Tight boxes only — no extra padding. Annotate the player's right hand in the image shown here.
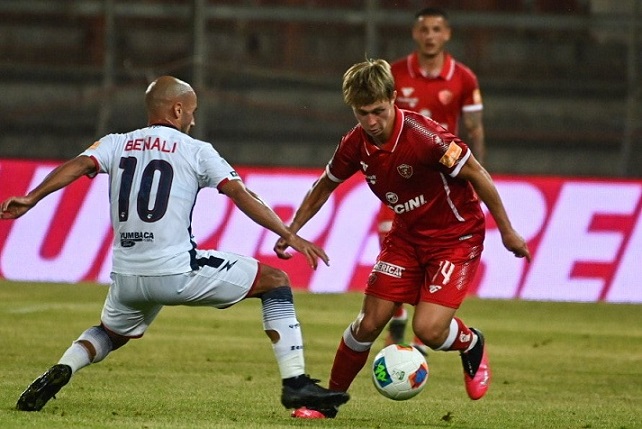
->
[0,196,34,220]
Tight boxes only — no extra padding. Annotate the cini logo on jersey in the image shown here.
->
[397,164,413,179]
[429,285,442,293]
[389,194,427,214]
[385,192,399,204]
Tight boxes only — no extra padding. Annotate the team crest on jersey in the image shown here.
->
[397,164,413,179]
[438,89,453,105]
[385,192,399,204]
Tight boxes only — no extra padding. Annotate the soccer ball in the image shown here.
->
[372,344,429,400]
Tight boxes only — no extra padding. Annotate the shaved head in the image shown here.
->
[145,76,197,134]
[145,76,193,112]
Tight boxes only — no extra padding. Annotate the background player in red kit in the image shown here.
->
[380,7,487,351]
[276,59,530,419]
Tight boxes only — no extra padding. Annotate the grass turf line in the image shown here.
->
[0,281,640,429]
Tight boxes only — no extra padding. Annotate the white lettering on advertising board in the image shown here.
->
[0,160,640,303]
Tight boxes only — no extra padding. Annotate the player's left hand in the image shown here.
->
[274,237,292,260]
[502,230,531,262]
[274,234,329,270]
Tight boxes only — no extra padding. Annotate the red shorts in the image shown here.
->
[366,232,483,309]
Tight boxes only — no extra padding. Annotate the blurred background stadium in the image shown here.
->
[0,0,640,178]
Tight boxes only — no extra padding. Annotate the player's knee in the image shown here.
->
[77,325,117,363]
[255,264,291,295]
[343,324,374,351]
[413,325,446,349]
[105,328,130,350]
[351,315,384,343]
[268,266,290,287]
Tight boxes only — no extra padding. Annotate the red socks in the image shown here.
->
[328,338,369,392]
[448,317,475,351]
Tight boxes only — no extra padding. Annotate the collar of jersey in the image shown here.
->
[149,123,179,131]
[410,52,454,81]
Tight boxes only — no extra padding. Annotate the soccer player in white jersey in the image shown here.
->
[1,76,349,414]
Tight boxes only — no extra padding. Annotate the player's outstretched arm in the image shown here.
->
[273,172,339,260]
[220,179,329,270]
[1,155,96,220]
[458,155,531,262]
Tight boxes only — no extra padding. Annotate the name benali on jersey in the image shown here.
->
[124,136,178,153]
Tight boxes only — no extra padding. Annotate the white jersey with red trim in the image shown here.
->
[80,124,240,275]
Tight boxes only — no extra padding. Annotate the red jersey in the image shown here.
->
[327,107,485,245]
[391,52,482,133]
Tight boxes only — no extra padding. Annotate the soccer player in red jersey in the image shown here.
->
[277,59,530,419]
[381,7,486,352]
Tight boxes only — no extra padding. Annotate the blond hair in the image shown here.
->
[342,59,395,107]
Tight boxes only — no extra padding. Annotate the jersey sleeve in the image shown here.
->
[414,115,471,177]
[459,64,483,112]
[79,134,117,177]
[326,131,361,183]
[197,144,241,190]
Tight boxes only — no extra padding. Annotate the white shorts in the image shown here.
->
[101,249,259,337]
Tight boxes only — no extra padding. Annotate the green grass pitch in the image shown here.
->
[0,281,640,429]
